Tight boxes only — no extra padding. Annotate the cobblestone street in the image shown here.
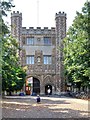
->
[2,96,90,118]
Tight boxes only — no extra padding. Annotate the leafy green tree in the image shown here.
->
[2,36,26,95]
[1,0,15,16]
[63,1,90,91]
[1,0,26,95]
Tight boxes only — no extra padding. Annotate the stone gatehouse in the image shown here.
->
[11,11,67,95]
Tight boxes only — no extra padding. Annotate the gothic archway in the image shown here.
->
[33,77,40,95]
[26,77,40,95]
[45,84,52,95]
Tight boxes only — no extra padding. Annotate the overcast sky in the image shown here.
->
[5,0,87,30]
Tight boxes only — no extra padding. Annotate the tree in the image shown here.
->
[2,36,26,95]
[63,1,90,92]
[1,0,15,16]
[1,0,26,95]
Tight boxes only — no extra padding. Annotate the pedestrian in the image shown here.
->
[36,95,41,103]
[47,89,51,96]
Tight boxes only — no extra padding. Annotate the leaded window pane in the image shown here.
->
[26,56,34,64]
[44,37,51,45]
[44,55,52,64]
[27,37,34,45]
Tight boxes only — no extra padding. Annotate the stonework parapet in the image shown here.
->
[11,11,22,17]
[22,27,55,31]
[22,27,55,35]
[55,11,66,18]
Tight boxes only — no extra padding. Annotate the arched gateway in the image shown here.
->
[45,84,52,95]
[33,77,40,94]
[25,77,40,95]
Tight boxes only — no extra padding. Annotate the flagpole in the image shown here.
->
[37,0,39,27]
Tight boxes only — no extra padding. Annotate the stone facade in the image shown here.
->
[11,11,66,95]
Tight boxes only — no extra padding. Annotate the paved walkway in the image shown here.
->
[2,96,90,118]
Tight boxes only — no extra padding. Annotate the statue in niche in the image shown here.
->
[37,57,40,63]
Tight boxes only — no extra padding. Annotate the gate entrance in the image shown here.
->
[45,84,52,95]
[33,77,40,95]
[25,77,40,95]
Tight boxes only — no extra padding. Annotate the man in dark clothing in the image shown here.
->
[36,95,41,103]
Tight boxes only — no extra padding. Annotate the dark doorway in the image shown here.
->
[45,84,52,95]
[33,77,40,95]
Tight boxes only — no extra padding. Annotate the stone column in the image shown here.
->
[40,75,45,95]
[52,85,55,94]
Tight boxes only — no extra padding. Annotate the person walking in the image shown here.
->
[47,89,51,96]
[36,95,41,103]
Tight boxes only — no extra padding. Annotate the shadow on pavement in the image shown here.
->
[2,97,89,118]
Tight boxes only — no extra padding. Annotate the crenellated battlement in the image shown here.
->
[22,27,55,34]
[22,27,55,30]
[55,11,66,18]
[11,11,22,17]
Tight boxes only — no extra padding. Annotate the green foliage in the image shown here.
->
[63,1,90,88]
[1,0,26,95]
[1,0,15,16]
[2,35,26,94]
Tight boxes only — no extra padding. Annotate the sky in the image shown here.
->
[5,0,87,30]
